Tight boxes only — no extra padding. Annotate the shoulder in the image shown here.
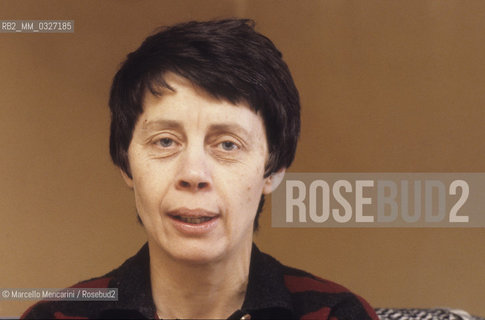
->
[260,251,379,320]
[21,245,150,320]
[20,274,116,319]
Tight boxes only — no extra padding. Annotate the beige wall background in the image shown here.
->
[1,0,484,317]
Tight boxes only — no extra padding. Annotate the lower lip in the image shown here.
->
[168,216,219,236]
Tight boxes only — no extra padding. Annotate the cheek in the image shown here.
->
[234,171,266,211]
[132,178,155,216]
[130,162,169,212]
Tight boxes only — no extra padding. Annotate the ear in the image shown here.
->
[120,168,134,189]
[262,168,286,195]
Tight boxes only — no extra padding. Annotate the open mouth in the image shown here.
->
[167,208,219,234]
[172,216,214,224]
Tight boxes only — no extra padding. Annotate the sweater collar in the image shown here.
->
[241,244,294,315]
[107,243,294,319]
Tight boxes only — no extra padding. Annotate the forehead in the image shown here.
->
[138,74,266,133]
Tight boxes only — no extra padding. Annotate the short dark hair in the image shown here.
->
[109,19,300,229]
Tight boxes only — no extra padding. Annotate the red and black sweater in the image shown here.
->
[22,244,378,319]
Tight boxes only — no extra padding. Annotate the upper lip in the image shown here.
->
[167,208,219,218]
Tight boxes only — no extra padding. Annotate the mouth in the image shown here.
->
[172,216,215,224]
[167,208,220,235]
[167,208,219,225]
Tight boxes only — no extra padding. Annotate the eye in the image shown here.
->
[220,141,238,151]
[157,137,174,148]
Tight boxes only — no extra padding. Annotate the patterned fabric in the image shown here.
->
[22,243,378,319]
[375,308,485,320]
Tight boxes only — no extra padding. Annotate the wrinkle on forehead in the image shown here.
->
[144,72,256,114]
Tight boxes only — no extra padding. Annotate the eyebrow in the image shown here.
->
[141,119,183,131]
[207,123,251,139]
[141,119,251,139]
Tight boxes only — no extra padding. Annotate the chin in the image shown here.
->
[164,238,228,265]
[177,252,221,265]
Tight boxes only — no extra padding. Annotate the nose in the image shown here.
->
[175,144,212,192]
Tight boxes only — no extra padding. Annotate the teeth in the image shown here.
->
[177,216,212,224]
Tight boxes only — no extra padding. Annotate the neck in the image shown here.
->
[148,240,252,319]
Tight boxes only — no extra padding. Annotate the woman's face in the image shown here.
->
[122,73,276,264]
